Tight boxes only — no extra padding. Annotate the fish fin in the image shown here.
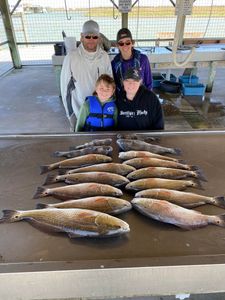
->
[172,148,182,156]
[143,136,160,143]
[212,196,225,209]
[64,179,74,184]
[36,203,49,209]
[27,219,62,234]
[189,165,200,171]
[43,174,58,185]
[40,165,50,175]
[0,210,20,223]
[33,186,48,199]
[52,151,63,157]
[193,180,204,190]
[195,169,207,182]
[177,224,200,230]
[67,232,82,238]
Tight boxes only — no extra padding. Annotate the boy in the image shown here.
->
[75,74,117,131]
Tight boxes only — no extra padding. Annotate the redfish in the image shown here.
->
[72,138,112,150]
[131,198,225,230]
[40,154,112,174]
[119,151,180,162]
[127,167,206,181]
[33,183,123,200]
[0,208,130,238]
[53,146,113,158]
[62,163,136,176]
[123,157,198,171]
[117,139,181,155]
[44,172,129,187]
[135,188,225,208]
[126,178,202,192]
[37,196,132,215]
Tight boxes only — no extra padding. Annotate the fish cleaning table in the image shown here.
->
[1,131,225,299]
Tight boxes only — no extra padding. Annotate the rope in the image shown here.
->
[201,0,214,39]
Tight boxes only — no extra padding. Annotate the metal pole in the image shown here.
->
[0,0,22,68]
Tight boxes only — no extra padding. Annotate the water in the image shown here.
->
[10,12,225,44]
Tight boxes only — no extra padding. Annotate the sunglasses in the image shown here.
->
[118,41,132,47]
[84,35,99,40]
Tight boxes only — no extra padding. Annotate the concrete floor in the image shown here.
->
[1,66,225,300]
[0,65,225,134]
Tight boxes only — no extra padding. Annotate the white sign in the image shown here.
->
[118,0,132,13]
[175,0,194,16]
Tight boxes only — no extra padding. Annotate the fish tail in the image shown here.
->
[189,165,200,171]
[58,169,67,175]
[195,169,207,182]
[69,146,76,150]
[43,174,58,185]
[40,165,50,174]
[33,186,48,199]
[52,151,63,157]
[144,136,160,142]
[36,203,49,209]
[177,159,187,164]
[212,214,225,227]
[172,148,182,156]
[212,196,225,209]
[0,210,21,223]
[193,180,204,190]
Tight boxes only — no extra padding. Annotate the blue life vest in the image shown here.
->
[85,96,116,131]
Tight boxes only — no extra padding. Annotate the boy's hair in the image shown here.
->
[93,74,116,95]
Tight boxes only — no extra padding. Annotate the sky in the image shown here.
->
[8,0,225,8]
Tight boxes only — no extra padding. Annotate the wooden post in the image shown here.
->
[0,0,22,68]
[121,12,128,28]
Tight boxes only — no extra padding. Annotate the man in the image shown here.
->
[60,20,112,130]
[117,67,164,131]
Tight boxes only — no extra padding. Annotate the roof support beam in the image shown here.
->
[0,0,22,68]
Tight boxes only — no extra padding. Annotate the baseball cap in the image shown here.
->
[82,20,100,36]
[117,28,133,42]
[124,68,141,81]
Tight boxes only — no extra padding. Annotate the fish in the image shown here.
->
[123,157,198,171]
[117,139,181,155]
[52,146,113,158]
[0,208,130,238]
[117,133,159,142]
[71,138,112,150]
[44,172,130,187]
[33,183,123,200]
[60,163,136,176]
[131,198,225,230]
[36,196,132,215]
[126,178,202,192]
[127,167,206,181]
[119,151,181,162]
[40,154,112,174]
[135,188,225,208]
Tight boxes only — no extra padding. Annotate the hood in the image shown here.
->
[78,43,105,62]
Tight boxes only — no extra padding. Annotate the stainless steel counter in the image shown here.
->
[1,131,225,299]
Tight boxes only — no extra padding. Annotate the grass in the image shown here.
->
[78,6,225,18]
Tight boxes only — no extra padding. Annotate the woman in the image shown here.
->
[111,28,152,96]
[117,68,164,131]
